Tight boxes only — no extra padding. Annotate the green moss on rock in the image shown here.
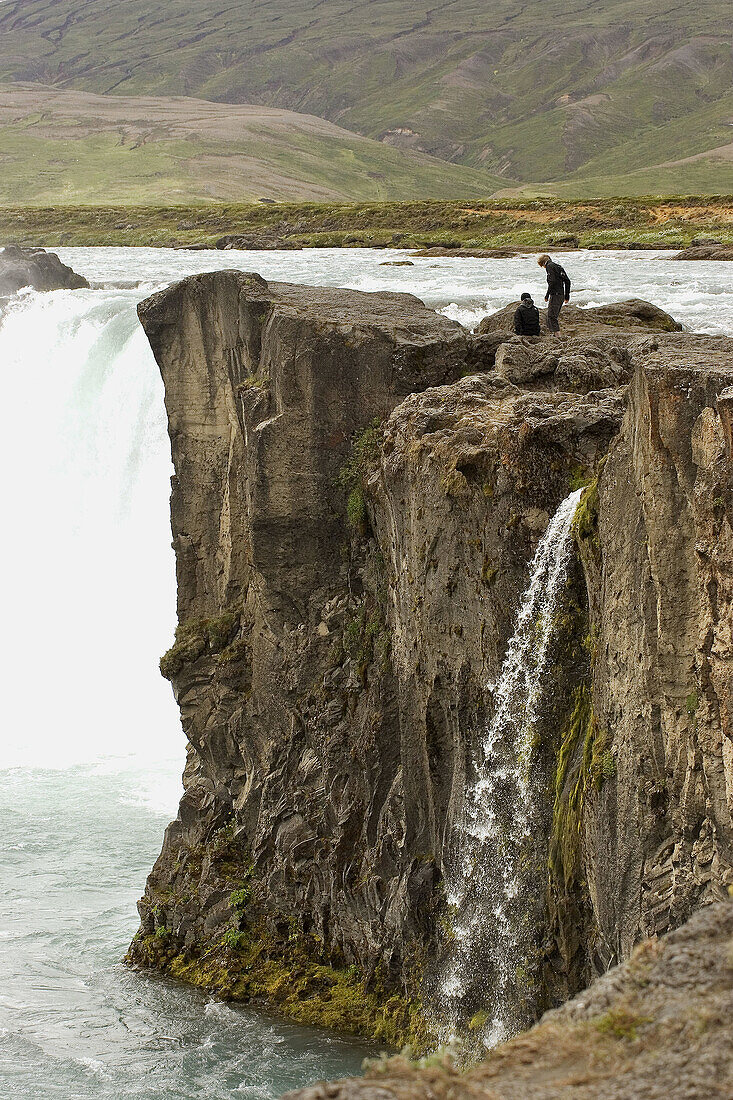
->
[129,923,433,1051]
[160,608,241,679]
[337,419,383,536]
[342,602,391,685]
[572,477,600,551]
[550,684,614,891]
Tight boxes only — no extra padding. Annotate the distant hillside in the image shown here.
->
[0,84,504,205]
[0,0,731,194]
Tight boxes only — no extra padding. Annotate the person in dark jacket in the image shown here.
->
[513,292,541,335]
[538,253,571,333]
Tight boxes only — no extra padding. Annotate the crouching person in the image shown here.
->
[514,292,541,336]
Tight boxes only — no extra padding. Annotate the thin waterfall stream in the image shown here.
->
[440,488,583,1047]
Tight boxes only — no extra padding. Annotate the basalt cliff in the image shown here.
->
[127,273,733,1057]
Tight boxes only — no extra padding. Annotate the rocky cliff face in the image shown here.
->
[571,336,733,962]
[128,273,732,1049]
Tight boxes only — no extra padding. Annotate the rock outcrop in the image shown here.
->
[412,247,521,258]
[0,245,89,296]
[283,900,733,1100]
[128,272,732,1054]
[672,244,733,261]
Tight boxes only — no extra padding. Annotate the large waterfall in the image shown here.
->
[0,285,179,768]
[441,488,583,1048]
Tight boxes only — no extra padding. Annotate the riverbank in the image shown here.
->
[2,196,733,250]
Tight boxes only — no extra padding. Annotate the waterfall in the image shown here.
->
[440,488,583,1047]
[0,287,179,768]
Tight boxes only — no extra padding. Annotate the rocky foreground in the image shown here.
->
[285,901,733,1100]
[126,273,732,1072]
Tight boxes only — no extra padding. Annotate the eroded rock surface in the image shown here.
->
[128,272,732,1052]
[572,334,733,965]
[0,245,89,296]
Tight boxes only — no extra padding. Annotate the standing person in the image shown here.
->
[513,292,541,336]
[538,254,571,334]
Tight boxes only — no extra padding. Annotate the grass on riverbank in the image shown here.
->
[1,196,732,250]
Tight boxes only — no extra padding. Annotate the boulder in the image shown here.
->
[672,243,733,260]
[0,245,89,296]
[492,334,634,392]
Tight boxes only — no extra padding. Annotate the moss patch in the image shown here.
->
[130,924,432,1051]
[337,419,383,536]
[342,601,391,685]
[572,477,600,552]
[594,1006,650,1041]
[160,607,241,679]
[549,684,614,891]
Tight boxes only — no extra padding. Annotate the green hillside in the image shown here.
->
[0,84,505,205]
[0,0,731,193]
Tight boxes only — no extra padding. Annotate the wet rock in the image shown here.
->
[0,245,89,296]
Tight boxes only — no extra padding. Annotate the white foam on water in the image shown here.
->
[52,245,733,337]
[0,286,178,770]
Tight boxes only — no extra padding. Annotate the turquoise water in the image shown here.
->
[0,764,373,1099]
